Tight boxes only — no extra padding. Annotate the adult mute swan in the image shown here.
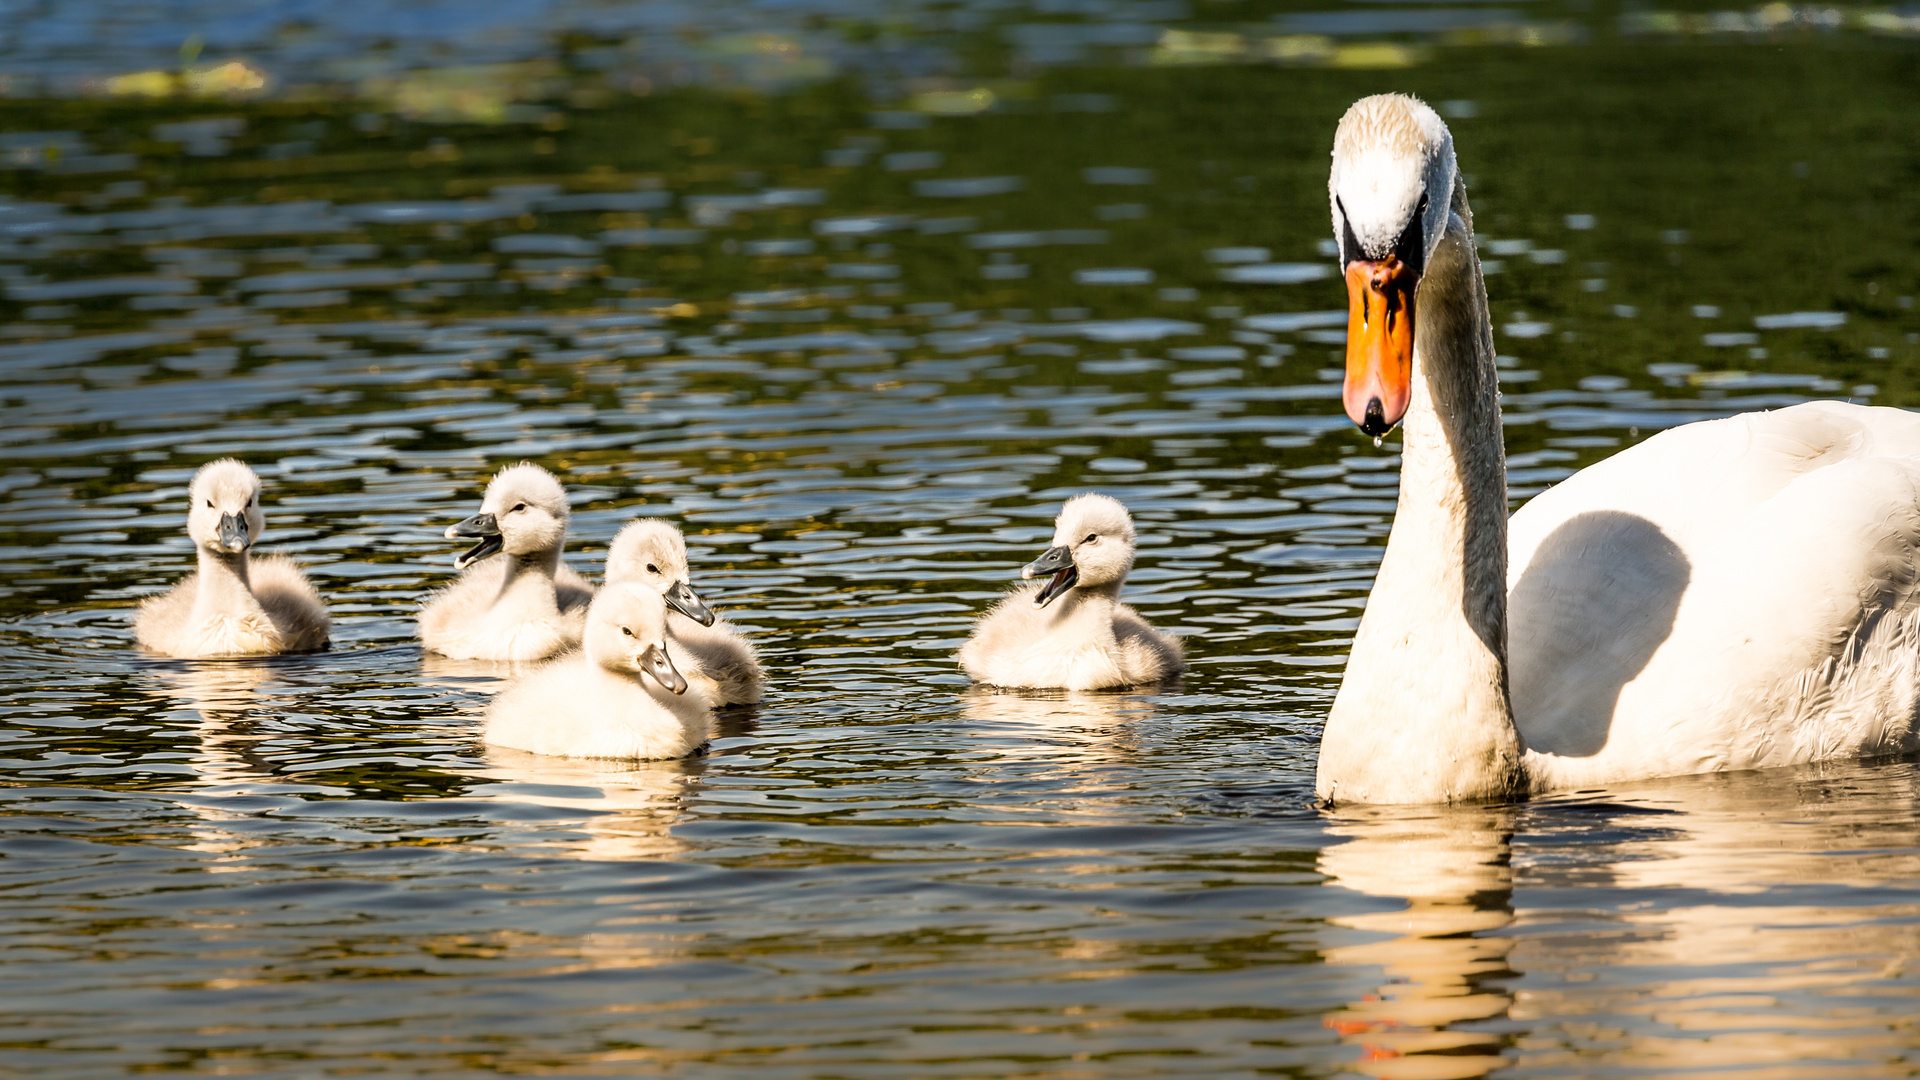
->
[1316,93,1920,805]
[135,459,330,658]
[418,463,594,661]
[605,518,765,705]
[958,493,1183,690]
[484,582,713,760]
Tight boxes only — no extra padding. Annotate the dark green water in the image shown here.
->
[2,3,1919,1075]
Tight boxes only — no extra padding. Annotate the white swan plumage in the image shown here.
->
[1315,93,1920,804]
[484,582,713,760]
[958,493,1183,690]
[418,463,594,661]
[605,518,764,706]
[134,458,330,658]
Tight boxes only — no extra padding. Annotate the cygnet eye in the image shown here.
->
[1084,533,1098,544]
[621,625,633,637]
[511,502,526,513]
[646,563,659,575]
[205,499,214,509]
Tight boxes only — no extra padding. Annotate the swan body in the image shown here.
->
[1314,94,1920,804]
[606,518,764,705]
[1507,401,1920,789]
[484,582,713,760]
[958,493,1183,690]
[135,459,330,658]
[419,463,593,661]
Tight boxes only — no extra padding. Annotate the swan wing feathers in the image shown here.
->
[250,555,330,652]
[1509,401,1920,785]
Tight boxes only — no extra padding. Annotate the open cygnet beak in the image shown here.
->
[216,512,250,554]
[664,580,716,627]
[445,512,502,570]
[1022,544,1078,609]
[640,643,689,695]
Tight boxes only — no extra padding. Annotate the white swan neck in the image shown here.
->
[1316,182,1526,805]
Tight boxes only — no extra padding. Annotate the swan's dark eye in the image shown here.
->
[1085,533,1098,544]
[511,503,526,513]
[205,499,214,508]
[646,563,659,575]
[621,625,633,636]
[1393,192,1430,278]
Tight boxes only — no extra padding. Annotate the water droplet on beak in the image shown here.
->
[1372,435,1383,449]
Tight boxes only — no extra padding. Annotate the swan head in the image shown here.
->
[1329,93,1457,437]
[445,462,570,569]
[584,582,689,694]
[186,458,264,555]
[605,518,717,627]
[1022,493,1136,608]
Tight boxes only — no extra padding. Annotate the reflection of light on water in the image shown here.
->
[152,661,274,783]
[959,685,1168,761]
[1509,774,1920,1075]
[1318,807,1515,1080]
[476,748,702,863]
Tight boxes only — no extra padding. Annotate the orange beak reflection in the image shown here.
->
[1343,258,1417,438]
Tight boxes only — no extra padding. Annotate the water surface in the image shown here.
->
[3,4,1919,1075]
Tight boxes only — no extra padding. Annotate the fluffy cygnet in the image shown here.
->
[958,493,1182,690]
[418,463,594,661]
[484,582,713,760]
[135,458,330,658]
[605,518,764,705]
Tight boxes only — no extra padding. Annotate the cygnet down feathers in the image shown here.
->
[135,458,330,658]
[484,582,713,760]
[418,463,594,661]
[605,518,764,705]
[958,493,1182,690]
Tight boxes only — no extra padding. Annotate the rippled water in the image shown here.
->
[3,4,1920,1075]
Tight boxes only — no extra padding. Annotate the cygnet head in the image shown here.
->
[444,462,570,569]
[605,518,716,626]
[1328,93,1458,438]
[584,582,689,694]
[185,458,264,555]
[1021,493,1137,609]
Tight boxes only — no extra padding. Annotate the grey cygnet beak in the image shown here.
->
[446,512,502,569]
[640,643,689,695]
[216,512,250,554]
[1022,544,1078,609]
[664,580,716,627]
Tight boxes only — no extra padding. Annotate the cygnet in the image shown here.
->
[135,459,330,658]
[958,493,1182,690]
[605,518,764,705]
[484,582,713,760]
[418,462,594,661]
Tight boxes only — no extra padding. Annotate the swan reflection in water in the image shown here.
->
[150,660,280,784]
[1515,767,1920,1076]
[474,749,707,863]
[1317,764,1920,1079]
[958,683,1176,763]
[1318,805,1517,1080]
